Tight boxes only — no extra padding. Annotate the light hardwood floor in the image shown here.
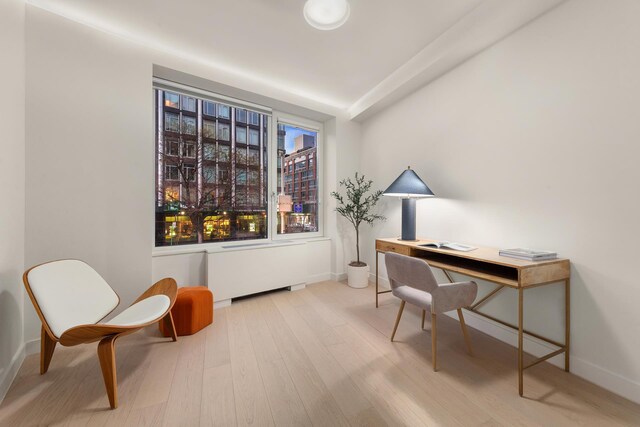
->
[2,281,639,426]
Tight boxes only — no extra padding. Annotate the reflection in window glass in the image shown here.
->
[164,112,179,132]
[236,109,247,123]
[236,148,247,164]
[249,129,259,146]
[203,101,216,116]
[203,120,216,139]
[218,104,230,119]
[236,169,247,184]
[217,123,230,141]
[236,127,247,144]
[203,165,216,183]
[218,145,230,162]
[182,116,196,135]
[204,143,215,160]
[164,92,180,108]
[248,111,259,126]
[248,149,260,166]
[181,95,196,112]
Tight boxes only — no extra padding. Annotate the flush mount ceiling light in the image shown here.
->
[304,0,351,30]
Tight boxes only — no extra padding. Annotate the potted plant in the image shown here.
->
[331,173,385,288]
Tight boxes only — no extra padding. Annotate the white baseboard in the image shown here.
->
[0,344,26,404]
[289,284,306,291]
[332,272,347,282]
[25,338,40,356]
[214,299,232,309]
[307,272,331,284]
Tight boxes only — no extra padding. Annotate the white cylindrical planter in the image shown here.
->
[347,264,369,288]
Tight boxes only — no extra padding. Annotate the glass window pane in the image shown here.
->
[203,101,216,116]
[164,92,179,109]
[183,142,196,158]
[218,104,230,119]
[164,112,179,132]
[181,95,196,112]
[236,127,247,144]
[248,149,260,166]
[277,124,318,235]
[182,116,196,135]
[236,109,247,123]
[248,111,259,126]
[236,169,247,185]
[204,143,215,160]
[203,120,216,139]
[217,123,230,141]
[236,148,247,165]
[218,145,230,162]
[249,129,259,146]
[203,165,216,183]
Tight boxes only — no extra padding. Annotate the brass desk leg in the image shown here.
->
[565,278,571,372]
[375,250,379,308]
[518,287,524,397]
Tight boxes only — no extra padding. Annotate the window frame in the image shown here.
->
[154,84,324,251]
[270,111,324,241]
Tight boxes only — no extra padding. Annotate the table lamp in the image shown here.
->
[383,166,434,241]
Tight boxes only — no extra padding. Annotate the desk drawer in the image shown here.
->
[376,240,413,255]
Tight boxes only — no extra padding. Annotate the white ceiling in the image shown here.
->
[28,0,564,115]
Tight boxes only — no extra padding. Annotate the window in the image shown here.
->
[276,123,320,235]
[156,87,269,245]
[218,104,230,119]
[155,86,319,247]
[182,116,196,135]
[164,112,179,132]
[183,142,196,158]
[236,148,247,165]
[236,127,247,144]
[236,169,247,185]
[181,95,196,112]
[248,149,260,166]
[248,111,259,126]
[165,164,179,181]
[218,145,230,162]
[249,129,259,146]
[203,101,216,116]
[203,120,216,139]
[164,92,180,109]
[204,143,215,160]
[203,165,216,183]
[165,139,180,156]
[217,123,230,141]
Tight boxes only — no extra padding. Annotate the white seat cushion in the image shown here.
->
[28,260,119,338]
[105,295,170,327]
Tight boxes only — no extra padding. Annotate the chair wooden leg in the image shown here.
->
[97,335,119,409]
[40,326,56,375]
[390,300,406,342]
[421,310,426,330]
[431,313,437,371]
[457,309,473,356]
[162,311,178,342]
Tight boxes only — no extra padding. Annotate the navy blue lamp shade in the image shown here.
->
[383,167,434,241]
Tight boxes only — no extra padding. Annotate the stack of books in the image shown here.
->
[499,248,557,261]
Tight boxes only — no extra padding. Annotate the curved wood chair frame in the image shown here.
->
[23,260,178,409]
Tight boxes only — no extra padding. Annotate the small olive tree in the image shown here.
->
[331,173,385,266]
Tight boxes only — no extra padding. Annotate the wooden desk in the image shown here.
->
[375,237,570,397]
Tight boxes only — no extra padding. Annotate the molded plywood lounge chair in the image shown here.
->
[385,252,478,371]
[23,259,178,409]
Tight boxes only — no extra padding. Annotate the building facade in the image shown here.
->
[155,89,269,246]
[280,133,318,233]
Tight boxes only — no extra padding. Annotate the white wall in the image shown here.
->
[360,0,640,402]
[0,0,26,401]
[24,5,356,342]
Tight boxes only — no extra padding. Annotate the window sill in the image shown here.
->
[152,236,330,258]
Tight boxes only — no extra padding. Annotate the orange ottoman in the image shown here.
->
[160,286,213,337]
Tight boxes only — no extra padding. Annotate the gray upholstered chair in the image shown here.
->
[385,252,478,371]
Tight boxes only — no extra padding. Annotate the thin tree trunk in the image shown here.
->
[356,226,360,264]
